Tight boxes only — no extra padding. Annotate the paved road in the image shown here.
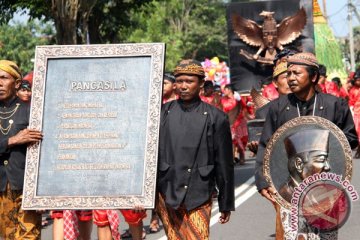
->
[41,155,360,239]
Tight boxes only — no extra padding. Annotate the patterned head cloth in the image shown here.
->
[273,61,287,78]
[164,72,175,83]
[287,52,319,69]
[284,129,329,159]
[173,59,205,78]
[0,60,22,81]
[19,80,31,90]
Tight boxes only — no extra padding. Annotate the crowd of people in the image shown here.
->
[0,47,360,240]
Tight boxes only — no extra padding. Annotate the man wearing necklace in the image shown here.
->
[254,52,357,239]
[0,60,43,239]
[156,59,234,239]
[255,52,358,207]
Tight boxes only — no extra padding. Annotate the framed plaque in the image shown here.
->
[263,116,352,210]
[22,43,165,209]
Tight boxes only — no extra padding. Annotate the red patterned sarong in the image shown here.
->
[93,210,120,240]
[63,210,79,240]
[51,210,92,240]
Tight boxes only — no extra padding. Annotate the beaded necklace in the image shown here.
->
[0,103,20,135]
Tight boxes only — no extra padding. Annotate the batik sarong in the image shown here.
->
[156,193,212,240]
[0,183,41,240]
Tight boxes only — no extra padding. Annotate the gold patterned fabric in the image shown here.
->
[173,59,205,78]
[273,61,287,78]
[156,193,212,240]
[0,60,22,81]
[0,183,41,240]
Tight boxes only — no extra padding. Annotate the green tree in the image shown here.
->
[0,0,152,44]
[354,26,360,68]
[124,0,228,70]
[1,0,228,69]
[88,0,152,43]
[338,26,360,71]
[0,20,55,73]
[0,0,96,44]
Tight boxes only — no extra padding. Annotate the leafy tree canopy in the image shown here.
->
[1,0,229,71]
[124,0,228,71]
[0,20,55,74]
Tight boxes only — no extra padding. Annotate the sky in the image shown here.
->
[12,0,360,38]
[319,0,360,37]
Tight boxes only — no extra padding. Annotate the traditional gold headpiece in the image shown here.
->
[0,60,22,80]
[287,52,319,69]
[173,59,205,77]
[273,61,287,78]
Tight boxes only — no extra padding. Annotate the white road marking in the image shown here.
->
[211,176,255,213]
[210,185,257,227]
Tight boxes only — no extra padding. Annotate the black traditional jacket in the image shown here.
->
[0,97,30,191]
[255,92,358,190]
[157,98,235,212]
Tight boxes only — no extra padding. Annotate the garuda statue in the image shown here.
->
[231,8,306,64]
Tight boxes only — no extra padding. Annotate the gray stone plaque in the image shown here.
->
[22,44,165,209]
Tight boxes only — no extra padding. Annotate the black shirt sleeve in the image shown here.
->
[335,98,358,149]
[255,101,278,191]
[214,113,235,212]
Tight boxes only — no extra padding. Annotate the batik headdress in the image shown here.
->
[287,52,319,69]
[173,59,205,77]
[0,60,22,80]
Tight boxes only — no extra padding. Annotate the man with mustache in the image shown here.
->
[255,52,358,238]
[156,59,234,239]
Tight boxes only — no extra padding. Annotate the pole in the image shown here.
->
[351,3,360,22]
[322,0,328,20]
[348,0,356,71]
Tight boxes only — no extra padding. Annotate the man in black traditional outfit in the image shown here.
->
[255,52,358,204]
[156,59,234,240]
[0,60,43,239]
[254,52,357,240]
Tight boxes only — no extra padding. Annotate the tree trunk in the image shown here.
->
[51,0,79,44]
[79,0,97,44]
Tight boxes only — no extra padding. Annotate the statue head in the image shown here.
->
[261,11,277,50]
[284,129,331,182]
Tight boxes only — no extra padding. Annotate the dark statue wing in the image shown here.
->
[231,14,263,47]
[277,7,307,45]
